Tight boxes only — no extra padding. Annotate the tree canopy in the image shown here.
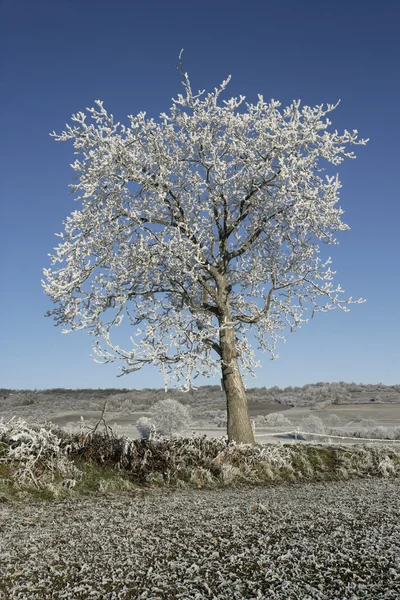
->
[43,59,367,413]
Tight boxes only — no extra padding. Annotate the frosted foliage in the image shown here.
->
[0,418,81,488]
[42,61,367,389]
[300,415,326,434]
[325,413,342,427]
[150,398,190,437]
[264,412,292,427]
[136,416,156,440]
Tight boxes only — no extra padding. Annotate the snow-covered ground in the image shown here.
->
[1,478,399,599]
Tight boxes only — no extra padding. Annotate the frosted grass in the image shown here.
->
[0,478,399,599]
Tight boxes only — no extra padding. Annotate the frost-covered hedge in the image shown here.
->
[330,426,400,440]
[255,412,292,427]
[0,417,82,492]
[0,417,400,499]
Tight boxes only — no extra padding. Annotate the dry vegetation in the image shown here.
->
[1,418,399,500]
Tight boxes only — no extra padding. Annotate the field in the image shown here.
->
[33,401,400,442]
[1,478,399,599]
[284,403,400,424]
[1,386,399,442]
[1,387,400,599]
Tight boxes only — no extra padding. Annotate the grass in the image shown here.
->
[0,417,399,502]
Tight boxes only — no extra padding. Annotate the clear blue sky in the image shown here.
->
[1,0,399,390]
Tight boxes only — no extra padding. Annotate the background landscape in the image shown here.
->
[1,0,399,391]
[2,383,399,442]
[1,3,400,598]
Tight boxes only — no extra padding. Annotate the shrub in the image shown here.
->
[360,419,379,429]
[371,426,389,439]
[1,418,400,497]
[393,427,400,440]
[136,417,156,440]
[0,417,81,489]
[150,399,190,437]
[300,415,325,434]
[264,413,292,427]
[353,428,369,439]
[206,409,227,428]
[350,426,390,440]
[349,417,379,429]
[325,414,341,428]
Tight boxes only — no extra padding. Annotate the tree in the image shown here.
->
[42,56,367,444]
[325,414,341,428]
[150,399,190,437]
[300,415,326,434]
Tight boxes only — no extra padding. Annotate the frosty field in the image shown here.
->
[1,388,399,598]
[1,478,399,599]
[31,401,399,442]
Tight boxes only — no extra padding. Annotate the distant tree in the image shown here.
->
[300,415,325,434]
[150,399,190,437]
[325,414,341,427]
[43,55,367,444]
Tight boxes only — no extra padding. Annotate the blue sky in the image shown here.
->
[1,0,399,390]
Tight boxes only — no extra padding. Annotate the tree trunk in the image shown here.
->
[219,312,255,445]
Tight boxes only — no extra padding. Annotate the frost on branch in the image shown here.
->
[0,418,81,489]
[136,416,156,440]
[43,65,367,389]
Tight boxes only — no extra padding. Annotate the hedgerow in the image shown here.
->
[0,417,399,500]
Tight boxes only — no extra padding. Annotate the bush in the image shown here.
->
[352,428,369,439]
[150,399,190,437]
[205,409,227,428]
[300,415,325,434]
[136,417,156,440]
[359,418,379,429]
[264,413,292,427]
[347,418,379,431]
[325,414,341,428]
[371,426,389,439]
[393,427,400,440]
[1,418,400,498]
[0,417,81,490]
[350,427,390,440]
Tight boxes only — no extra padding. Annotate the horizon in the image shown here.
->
[1,0,399,389]
[3,381,399,393]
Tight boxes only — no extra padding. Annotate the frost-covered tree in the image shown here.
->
[325,414,342,428]
[43,56,367,444]
[150,399,190,438]
[300,415,326,434]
